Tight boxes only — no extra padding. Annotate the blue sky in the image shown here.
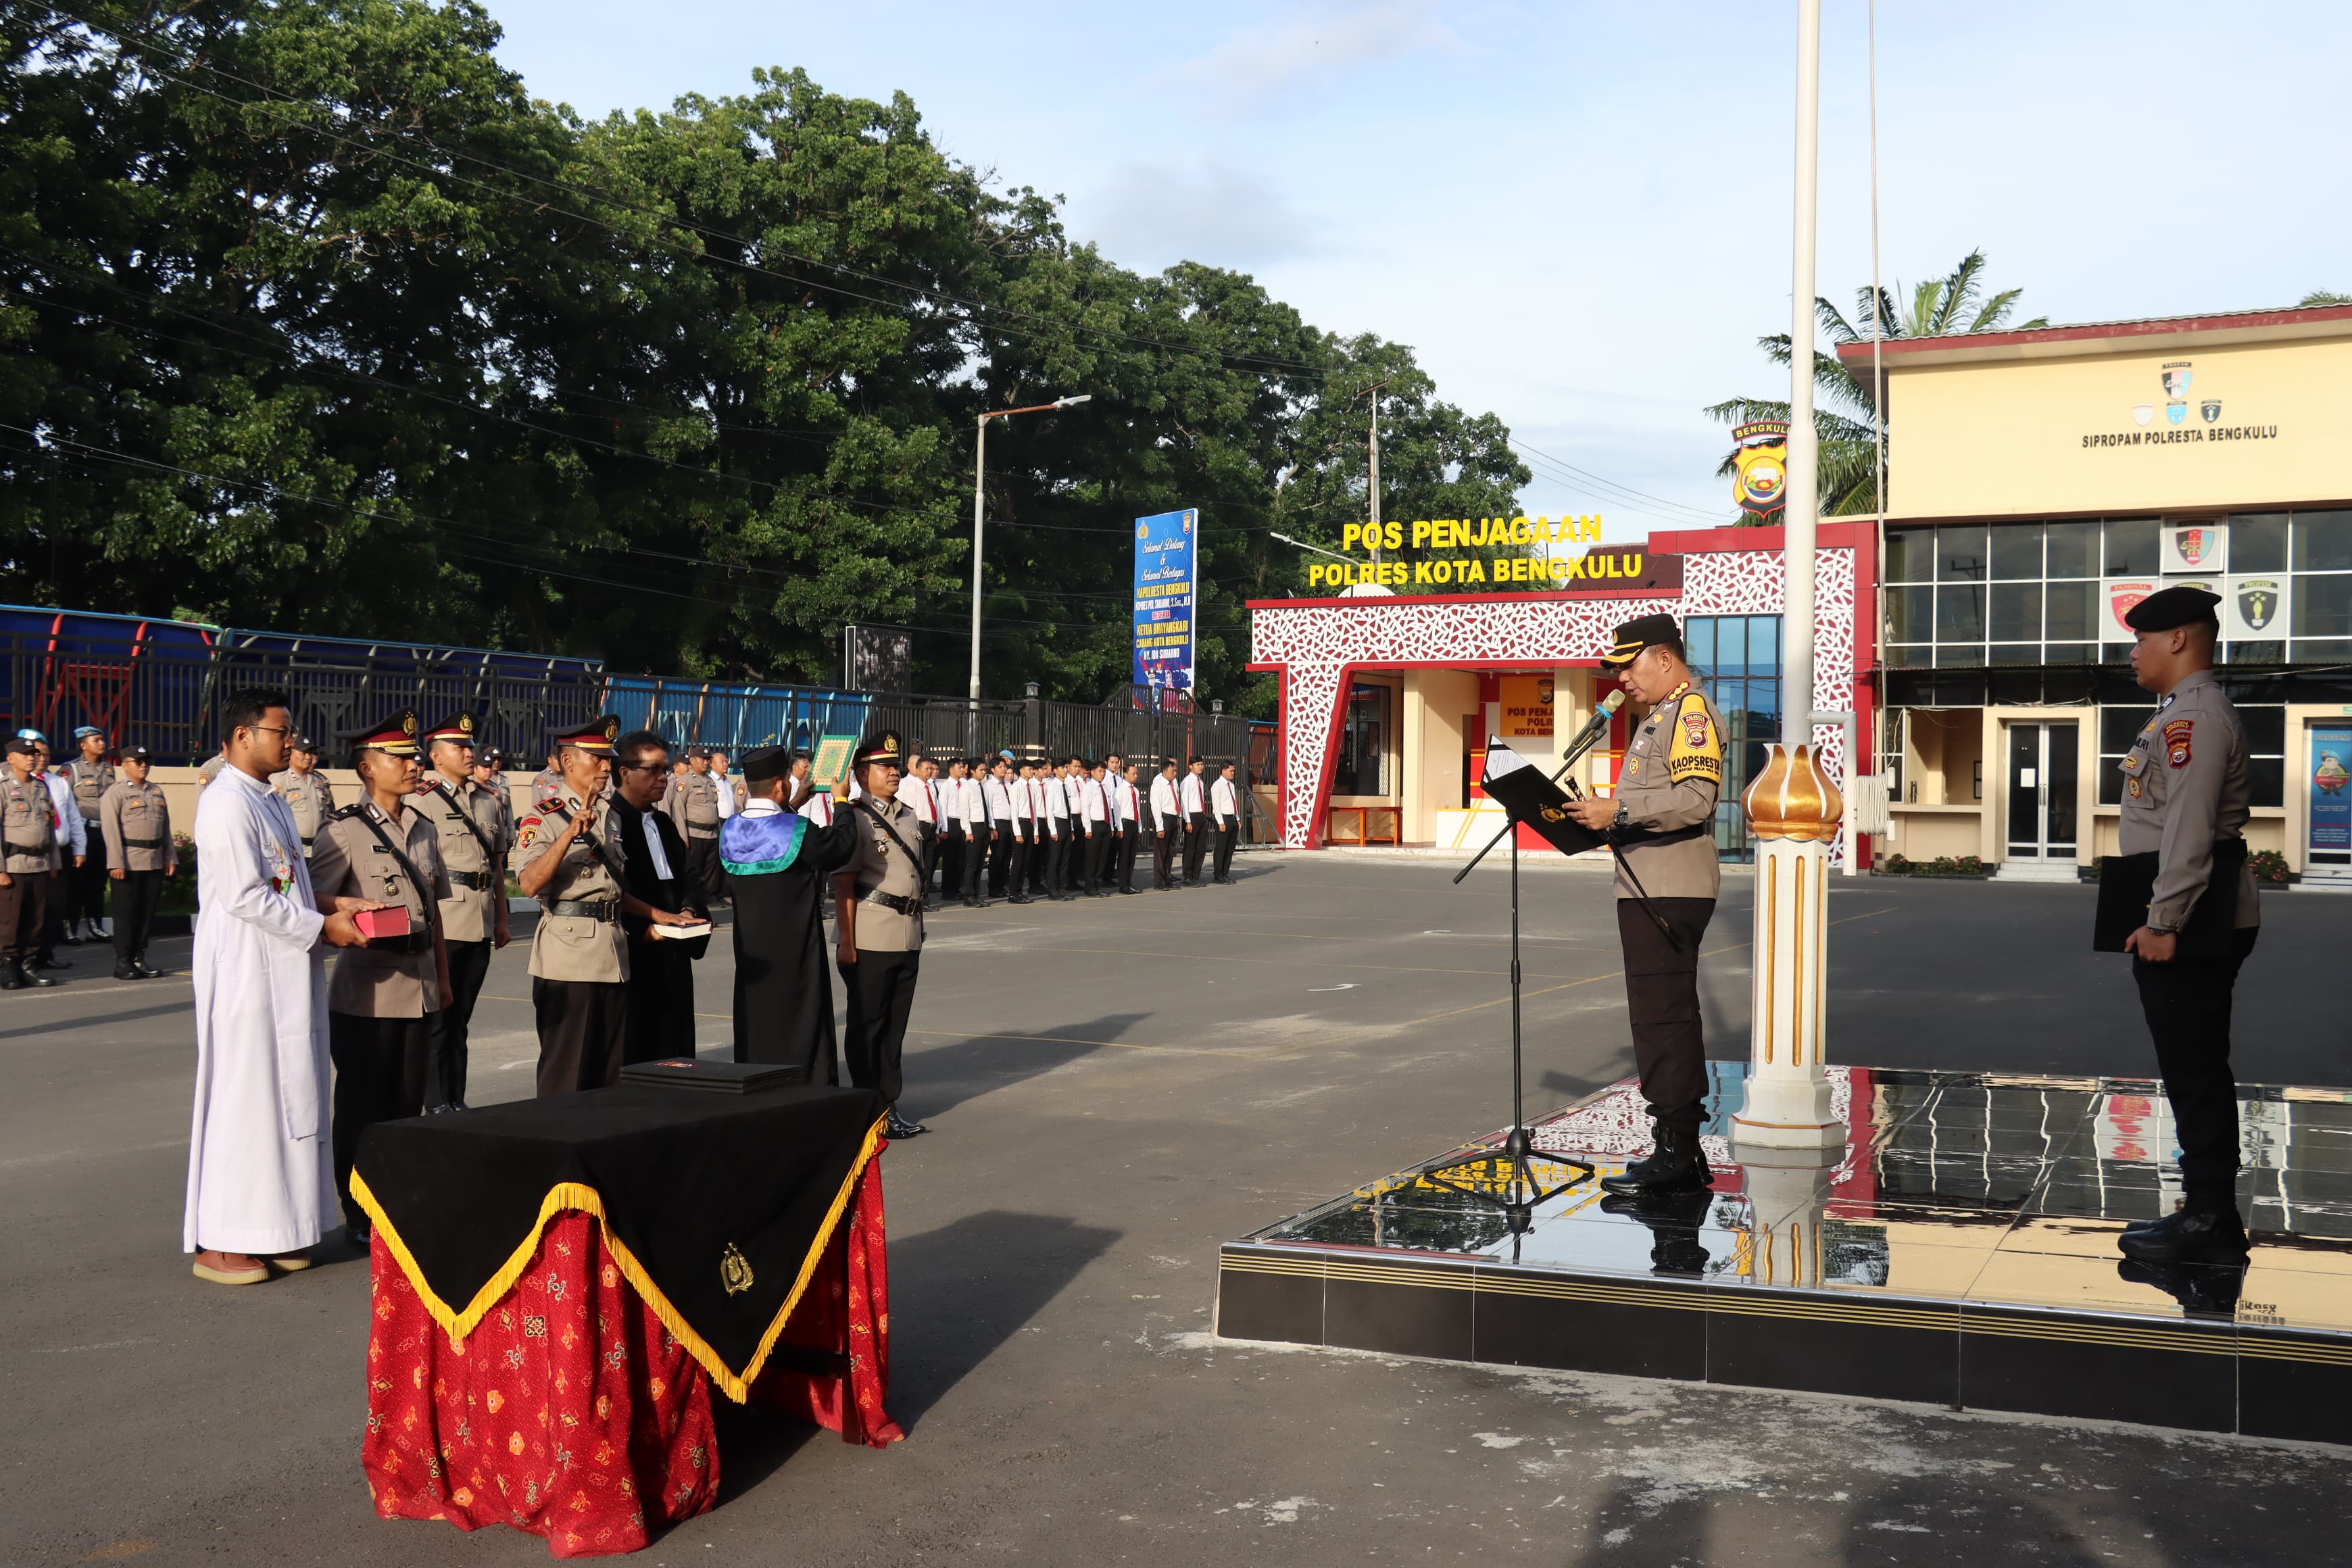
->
[487,1,2352,544]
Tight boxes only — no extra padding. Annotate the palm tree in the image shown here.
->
[1707,249,2047,520]
[2302,289,2352,305]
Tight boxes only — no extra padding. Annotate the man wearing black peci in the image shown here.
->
[1561,613,1727,1200]
[2106,584,2261,1267]
[833,731,929,1141]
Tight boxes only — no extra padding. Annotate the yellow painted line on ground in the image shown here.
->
[902,1028,1260,1060]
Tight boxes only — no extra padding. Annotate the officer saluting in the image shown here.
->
[1563,613,1727,1199]
[833,731,929,1140]
[2108,584,2261,1265]
[516,716,631,1096]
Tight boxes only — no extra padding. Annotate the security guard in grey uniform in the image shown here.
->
[1566,614,1727,1198]
[834,730,929,1140]
[98,746,175,977]
[2108,584,2261,1265]
[1,736,61,989]
[412,712,512,1111]
[66,726,116,941]
[270,737,336,857]
[665,746,725,903]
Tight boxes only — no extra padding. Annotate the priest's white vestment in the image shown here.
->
[183,764,334,1255]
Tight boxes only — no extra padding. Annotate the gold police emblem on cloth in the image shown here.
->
[720,1242,754,1296]
[2163,718,2194,768]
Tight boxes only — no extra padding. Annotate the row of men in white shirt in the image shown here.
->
[795,750,1243,906]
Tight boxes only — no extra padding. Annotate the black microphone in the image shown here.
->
[1552,689,1625,772]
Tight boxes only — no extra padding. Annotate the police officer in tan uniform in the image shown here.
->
[2107,585,2262,1265]
[517,716,659,1096]
[270,735,336,857]
[307,709,452,1244]
[1565,614,1727,1198]
[99,746,176,979]
[666,745,724,901]
[66,725,117,942]
[412,712,512,1112]
[1,735,61,989]
[834,731,929,1140]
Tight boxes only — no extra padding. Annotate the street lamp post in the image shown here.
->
[970,394,1092,702]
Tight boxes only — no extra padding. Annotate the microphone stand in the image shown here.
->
[1421,775,1597,1241]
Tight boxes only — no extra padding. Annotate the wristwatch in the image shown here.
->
[1612,803,1630,831]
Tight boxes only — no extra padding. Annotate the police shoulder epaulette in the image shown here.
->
[330,802,368,820]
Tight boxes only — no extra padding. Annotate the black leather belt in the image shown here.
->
[687,827,719,839]
[377,929,436,955]
[548,898,620,923]
[123,835,168,850]
[5,839,51,856]
[859,889,921,917]
[447,869,493,891]
[1616,823,1709,848]
[302,835,316,848]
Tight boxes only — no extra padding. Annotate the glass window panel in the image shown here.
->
[2295,573,2352,638]
[2293,638,2352,662]
[1936,585,1985,640]
[1990,643,2039,666]
[2043,579,2097,641]
[2230,513,2288,573]
[2295,510,2352,570]
[2044,643,2094,665]
[1936,525,1989,581]
[1885,530,1930,583]
[1990,582,2042,641]
[2240,706,2284,754]
[1886,585,1932,643]
[2227,639,2284,665]
[1755,616,1782,675]
[1686,618,1715,670]
[1718,617,1747,670]
[1888,644,1931,668]
[2046,521,2097,578]
[2100,706,2146,752]
[1934,644,1984,668]
[1990,524,2044,581]
[2250,756,2284,810]
[2103,517,2160,575]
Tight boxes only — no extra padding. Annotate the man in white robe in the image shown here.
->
[185,689,368,1285]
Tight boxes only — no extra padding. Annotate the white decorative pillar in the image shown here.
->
[1730,743,1845,1148]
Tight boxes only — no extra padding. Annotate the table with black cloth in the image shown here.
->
[352,1083,902,1559]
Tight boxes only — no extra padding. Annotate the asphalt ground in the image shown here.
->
[7,855,2352,1567]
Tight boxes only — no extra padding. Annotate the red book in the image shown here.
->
[355,906,412,941]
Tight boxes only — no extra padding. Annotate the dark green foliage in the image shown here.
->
[0,3,1526,712]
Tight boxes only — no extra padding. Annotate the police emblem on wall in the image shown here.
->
[2174,526,2213,566]
[2201,398,2222,423]
[2161,362,2192,398]
[2235,579,2281,632]
[1731,420,1790,516]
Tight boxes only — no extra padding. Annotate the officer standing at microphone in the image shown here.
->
[2107,584,2261,1266]
[1563,613,1726,1199]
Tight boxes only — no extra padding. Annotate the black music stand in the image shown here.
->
[1417,743,1604,1236]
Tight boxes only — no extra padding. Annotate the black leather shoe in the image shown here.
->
[115,962,141,980]
[885,1110,928,1139]
[1598,1127,1711,1196]
[21,960,56,988]
[1008,895,1033,905]
[2118,1256,2246,1319]
[0,960,22,991]
[2117,1207,2247,1265]
[30,953,66,971]
[1600,1190,1715,1277]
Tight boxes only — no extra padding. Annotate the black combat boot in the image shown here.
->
[1598,1125,1711,1196]
[2117,1204,2247,1265]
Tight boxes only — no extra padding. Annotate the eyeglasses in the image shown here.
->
[247,723,292,739]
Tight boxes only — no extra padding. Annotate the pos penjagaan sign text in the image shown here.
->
[1309,514,1640,589]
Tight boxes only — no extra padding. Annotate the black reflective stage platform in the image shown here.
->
[1217,1067,2352,1443]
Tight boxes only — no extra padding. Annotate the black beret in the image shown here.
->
[1601,612,1684,668]
[2122,584,2220,633]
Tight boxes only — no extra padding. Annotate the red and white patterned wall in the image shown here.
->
[1248,543,1862,849]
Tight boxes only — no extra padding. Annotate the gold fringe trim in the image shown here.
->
[351,1114,887,1404]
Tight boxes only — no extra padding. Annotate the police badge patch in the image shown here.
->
[2163,718,2194,768]
[1665,697,1723,784]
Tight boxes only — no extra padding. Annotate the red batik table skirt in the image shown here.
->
[362,1160,900,1559]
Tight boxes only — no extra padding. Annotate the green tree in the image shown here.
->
[1705,249,2047,520]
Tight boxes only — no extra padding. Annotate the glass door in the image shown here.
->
[2005,722,2079,860]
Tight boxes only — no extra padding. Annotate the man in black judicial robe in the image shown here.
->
[612,730,710,1065]
[724,745,859,1081]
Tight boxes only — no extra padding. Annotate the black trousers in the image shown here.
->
[916,820,937,903]
[72,826,108,925]
[962,827,989,902]
[840,948,921,1106]
[533,977,629,1098]
[1005,830,1030,898]
[1154,816,1179,887]
[685,835,722,902]
[987,822,1013,896]
[1183,812,1208,883]
[329,1011,430,1228]
[111,868,164,964]
[1212,822,1237,881]
[1042,828,1065,896]
[424,938,493,1107]
[624,941,697,1067]
[1117,825,1141,891]
[939,827,965,903]
[2135,926,2260,1211]
[1618,897,1717,1138]
[1081,826,1108,893]
[0,869,48,959]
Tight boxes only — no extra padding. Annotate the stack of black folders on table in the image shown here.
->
[615,1058,806,1094]
[1480,741,1607,858]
